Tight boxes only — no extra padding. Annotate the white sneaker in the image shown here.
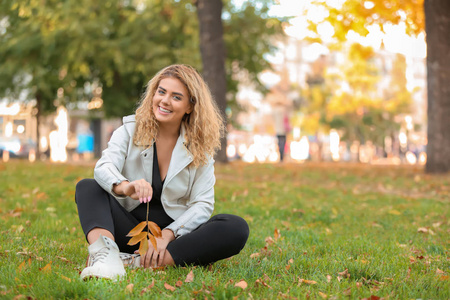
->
[120,253,141,269]
[80,235,126,281]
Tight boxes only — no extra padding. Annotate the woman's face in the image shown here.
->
[152,77,192,129]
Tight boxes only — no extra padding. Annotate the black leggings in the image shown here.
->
[75,179,249,266]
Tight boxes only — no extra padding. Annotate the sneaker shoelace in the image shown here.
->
[119,253,140,267]
[88,247,110,266]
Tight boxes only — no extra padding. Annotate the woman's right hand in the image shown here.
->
[114,179,153,203]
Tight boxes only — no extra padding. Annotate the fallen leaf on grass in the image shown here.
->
[361,296,380,300]
[343,287,352,296]
[388,209,401,215]
[318,291,327,298]
[140,279,155,295]
[338,268,350,278]
[298,278,317,285]
[164,283,175,291]
[125,284,134,294]
[265,236,275,245]
[417,227,435,235]
[17,261,26,273]
[39,262,51,273]
[436,268,445,275]
[285,265,291,271]
[176,280,183,287]
[274,228,280,240]
[235,280,247,289]
[250,253,260,259]
[60,275,71,282]
[326,275,332,283]
[185,270,194,282]
[288,258,294,264]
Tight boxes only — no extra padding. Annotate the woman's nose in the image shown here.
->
[161,95,170,104]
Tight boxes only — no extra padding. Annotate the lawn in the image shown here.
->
[0,160,448,299]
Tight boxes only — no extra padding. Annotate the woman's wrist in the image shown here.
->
[112,180,129,196]
[162,228,176,242]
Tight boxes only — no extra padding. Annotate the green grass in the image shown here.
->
[0,160,448,299]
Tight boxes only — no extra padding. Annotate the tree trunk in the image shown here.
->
[425,0,450,173]
[196,0,228,163]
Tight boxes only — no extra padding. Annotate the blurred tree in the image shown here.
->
[306,0,449,172]
[424,0,450,173]
[326,44,384,145]
[196,0,227,162]
[0,0,282,160]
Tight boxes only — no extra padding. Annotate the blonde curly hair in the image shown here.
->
[134,64,225,167]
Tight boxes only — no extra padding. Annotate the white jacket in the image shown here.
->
[94,115,216,238]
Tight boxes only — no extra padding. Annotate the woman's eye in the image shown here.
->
[158,90,165,95]
[173,96,182,101]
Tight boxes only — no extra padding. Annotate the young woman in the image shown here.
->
[75,64,249,280]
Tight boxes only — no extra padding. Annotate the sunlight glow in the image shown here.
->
[49,106,68,163]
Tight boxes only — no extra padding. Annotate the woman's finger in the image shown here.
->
[158,250,165,267]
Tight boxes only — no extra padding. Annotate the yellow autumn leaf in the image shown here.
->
[127,221,147,237]
[148,233,157,250]
[148,221,162,238]
[128,232,147,246]
[139,237,149,257]
[388,210,401,215]
[40,262,52,273]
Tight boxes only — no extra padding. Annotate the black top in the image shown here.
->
[130,144,174,228]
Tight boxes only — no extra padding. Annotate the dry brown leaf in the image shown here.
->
[436,268,445,275]
[326,275,332,283]
[185,270,194,283]
[140,279,155,295]
[338,268,350,278]
[175,280,183,287]
[343,287,352,296]
[125,283,134,294]
[148,221,162,238]
[417,227,428,233]
[361,296,380,300]
[250,253,260,259]
[274,228,280,240]
[127,232,147,246]
[265,236,275,245]
[164,283,176,291]
[299,278,317,285]
[40,262,51,273]
[288,258,294,264]
[127,221,147,237]
[285,265,291,271]
[17,261,26,272]
[148,234,157,250]
[139,239,149,258]
[318,291,328,299]
[235,280,248,289]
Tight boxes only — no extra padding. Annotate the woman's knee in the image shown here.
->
[75,178,101,203]
[214,214,250,245]
[76,178,98,192]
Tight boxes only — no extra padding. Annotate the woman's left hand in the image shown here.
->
[140,229,175,268]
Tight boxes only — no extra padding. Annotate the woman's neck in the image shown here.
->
[157,123,181,140]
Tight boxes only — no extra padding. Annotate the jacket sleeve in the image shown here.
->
[94,125,130,198]
[165,158,215,237]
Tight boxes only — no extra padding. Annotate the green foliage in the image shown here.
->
[0,0,283,118]
[0,161,449,299]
